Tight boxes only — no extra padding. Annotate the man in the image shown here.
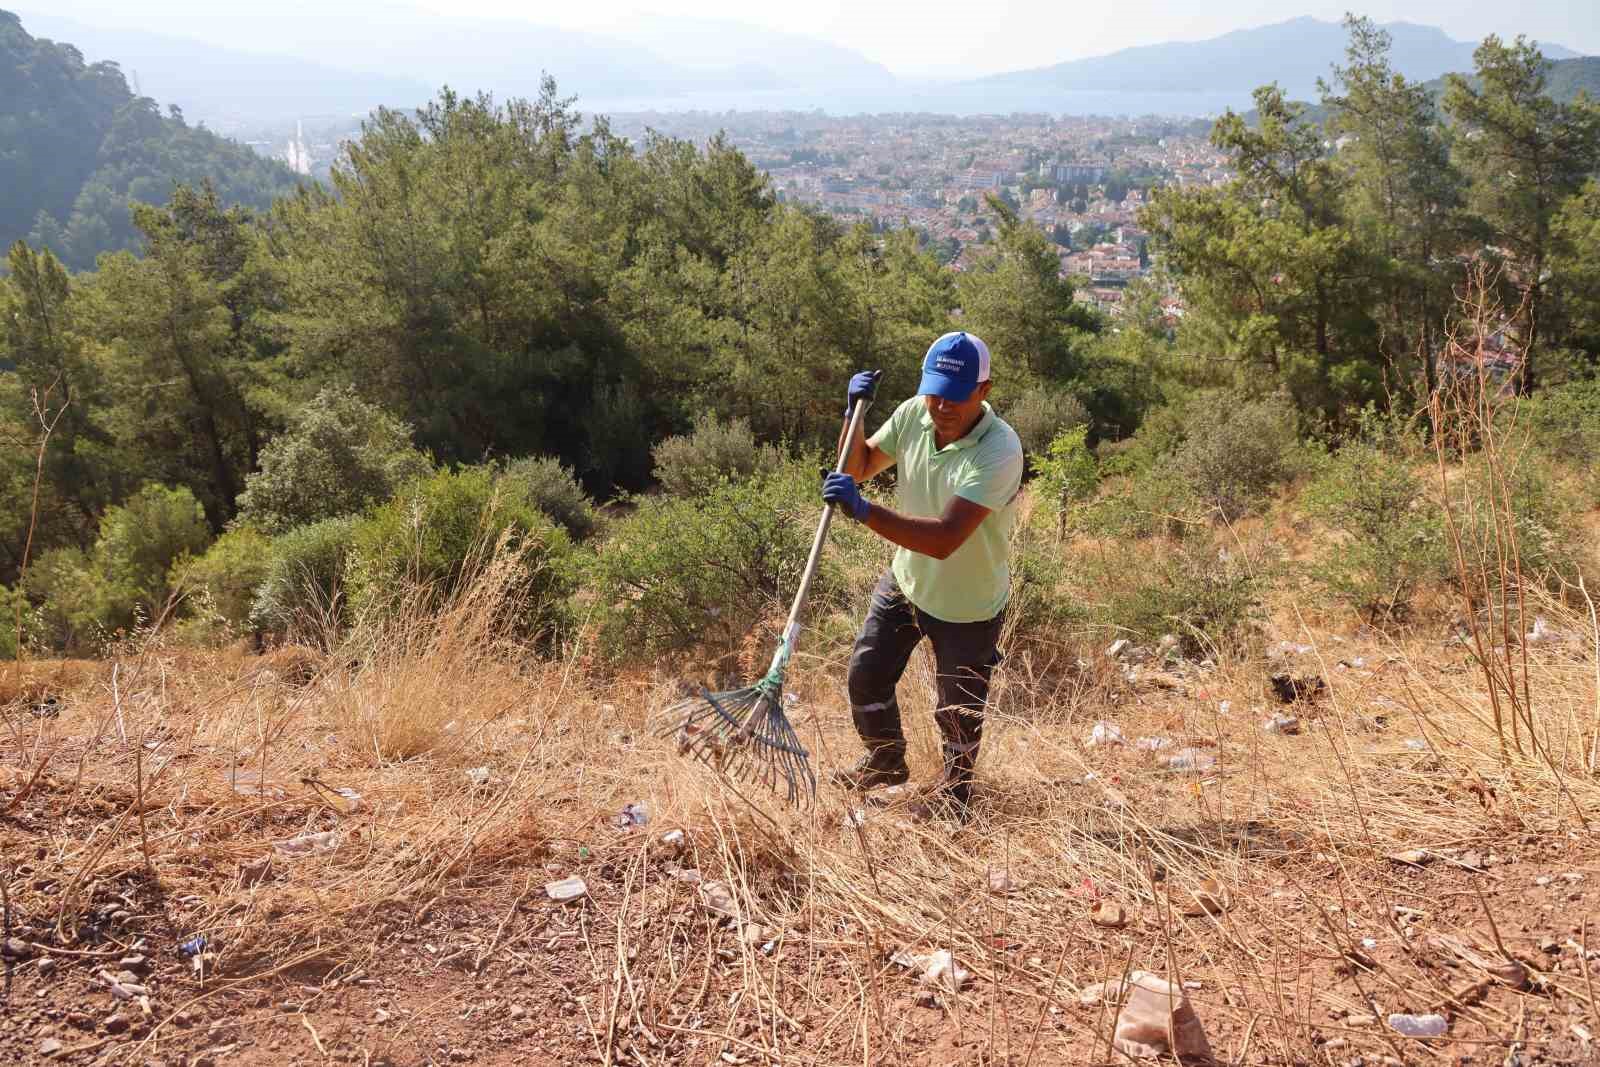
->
[820,331,1024,817]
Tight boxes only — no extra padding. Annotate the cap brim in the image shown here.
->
[918,370,978,402]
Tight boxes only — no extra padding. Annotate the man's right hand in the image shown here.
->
[845,370,882,417]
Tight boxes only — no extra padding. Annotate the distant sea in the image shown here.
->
[586,84,1260,119]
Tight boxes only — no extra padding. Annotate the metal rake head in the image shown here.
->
[664,679,816,807]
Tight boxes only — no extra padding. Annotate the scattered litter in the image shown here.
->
[228,768,285,799]
[660,829,687,854]
[1091,901,1128,929]
[1273,641,1315,657]
[987,868,1016,895]
[32,697,59,719]
[1087,721,1125,747]
[1134,736,1173,752]
[1526,617,1561,645]
[1079,979,1124,1006]
[1387,849,1432,866]
[1361,938,1379,950]
[178,935,208,957]
[666,866,702,884]
[544,876,588,903]
[843,808,866,829]
[1178,879,1231,917]
[1403,738,1429,752]
[893,949,970,992]
[740,923,771,948]
[919,949,970,992]
[239,855,272,887]
[1337,657,1368,670]
[1269,673,1325,704]
[465,766,492,787]
[612,802,649,830]
[1163,748,1218,773]
[332,787,364,813]
[1113,971,1213,1061]
[273,830,339,856]
[1387,1013,1448,1039]
[700,880,740,919]
[1106,638,1131,659]
[1217,700,1232,716]
[1263,714,1300,735]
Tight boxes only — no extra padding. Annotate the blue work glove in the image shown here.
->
[822,472,870,522]
[844,369,882,417]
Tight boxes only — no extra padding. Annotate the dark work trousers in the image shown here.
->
[846,569,1005,785]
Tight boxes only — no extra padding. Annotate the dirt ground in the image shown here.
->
[5,620,1600,1067]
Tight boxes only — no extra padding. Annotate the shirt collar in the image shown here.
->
[918,401,996,451]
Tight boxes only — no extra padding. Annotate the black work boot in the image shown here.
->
[830,746,910,791]
[908,764,974,822]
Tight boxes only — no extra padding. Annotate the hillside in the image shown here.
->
[13,10,431,122]
[979,16,1580,99]
[1,9,304,269]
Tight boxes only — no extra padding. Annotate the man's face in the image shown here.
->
[923,380,991,440]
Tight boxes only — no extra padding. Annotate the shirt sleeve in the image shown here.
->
[953,440,1024,511]
[866,397,915,459]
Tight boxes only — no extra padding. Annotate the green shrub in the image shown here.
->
[498,456,597,540]
[1302,442,1446,622]
[1100,534,1264,656]
[0,585,40,659]
[651,413,783,497]
[1518,380,1600,503]
[1172,391,1300,519]
[1030,426,1099,539]
[1078,464,1203,540]
[235,388,432,534]
[251,517,359,638]
[585,460,839,659]
[175,526,274,633]
[22,546,113,651]
[1003,385,1090,458]
[1451,448,1587,593]
[346,467,575,640]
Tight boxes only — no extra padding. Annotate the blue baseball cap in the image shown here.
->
[918,331,992,402]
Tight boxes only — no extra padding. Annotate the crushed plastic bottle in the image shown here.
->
[273,830,340,855]
[1387,1013,1447,1038]
[1087,721,1125,747]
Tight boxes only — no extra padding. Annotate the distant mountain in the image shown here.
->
[15,3,898,122]
[15,11,431,122]
[0,10,303,270]
[977,16,1582,99]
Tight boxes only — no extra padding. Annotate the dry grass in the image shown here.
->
[7,453,1600,1064]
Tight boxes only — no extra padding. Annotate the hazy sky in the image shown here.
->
[34,0,1599,77]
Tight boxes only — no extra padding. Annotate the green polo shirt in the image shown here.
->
[867,397,1024,624]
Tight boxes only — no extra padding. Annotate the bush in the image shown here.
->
[22,547,113,651]
[651,413,783,497]
[1003,385,1090,458]
[251,517,359,639]
[235,388,432,534]
[0,585,40,659]
[95,484,213,622]
[346,467,575,641]
[1100,534,1265,656]
[1518,380,1600,503]
[1302,442,1446,622]
[498,456,597,540]
[1450,449,1587,593]
[1078,464,1202,540]
[585,460,838,660]
[175,526,274,633]
[1172,391,1300,519]
[1030,426,1099,539]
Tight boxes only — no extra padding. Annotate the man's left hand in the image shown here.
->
[822,472,870,521]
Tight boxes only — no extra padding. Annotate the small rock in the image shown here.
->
[1387,1012,1447,1038]
[987,867,1016,895]
[700,880,740,919]
[38,1037,64,1056]
[465,766,491,787]
[509,1005,525,1019]
[544,876,587,903]
[118,953,147,973]
[1263,714,1300,735]
[1079,979,1124,1006]
[1091,901,1128,929]
[1178,879,1231,917]
[1,937,29,959]
[1106,638,1131,659]
[1540,936,1560,954]
[104,1013,130,1033]
[36,957,57,978]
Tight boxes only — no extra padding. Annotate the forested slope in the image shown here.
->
[0,10,303,270]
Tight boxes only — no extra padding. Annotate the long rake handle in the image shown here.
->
[778,394,874,651]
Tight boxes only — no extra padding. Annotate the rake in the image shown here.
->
[665,383,877,807]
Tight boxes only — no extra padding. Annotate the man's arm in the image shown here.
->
[838,411,896,481]
[862,495,991,561]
